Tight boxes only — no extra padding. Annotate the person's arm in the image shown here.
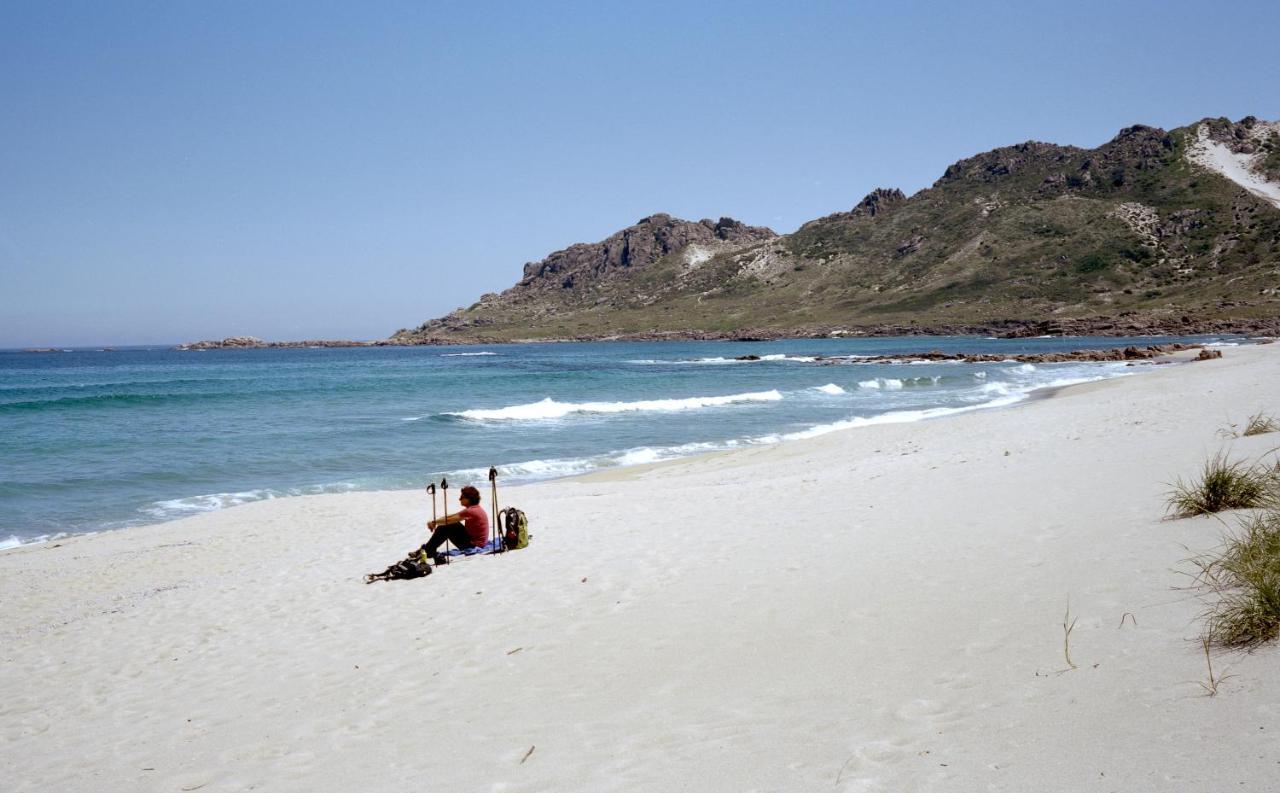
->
[428,510,464,529]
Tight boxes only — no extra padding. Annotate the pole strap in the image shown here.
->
[439,478,450,561]
[488,466,500,553]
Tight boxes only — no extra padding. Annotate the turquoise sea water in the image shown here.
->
[0,336,1241,547]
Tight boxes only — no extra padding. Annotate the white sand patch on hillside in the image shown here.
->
[1186,122,1280,209]
[683,245,713,267]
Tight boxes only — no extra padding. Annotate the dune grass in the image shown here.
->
[1166,453,1278,518]
[1192,509,1280,647]
[1242,412,1280,437]
[1220,412,1280,438]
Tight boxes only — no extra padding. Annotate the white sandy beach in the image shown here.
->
[2,344,1278,792]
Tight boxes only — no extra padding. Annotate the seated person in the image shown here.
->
[425,485,490,560]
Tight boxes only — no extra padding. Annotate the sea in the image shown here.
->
[0,335,1245,548]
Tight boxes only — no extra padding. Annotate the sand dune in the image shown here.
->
[2,345,1278,792]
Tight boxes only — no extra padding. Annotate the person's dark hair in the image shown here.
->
[460,485,481,506]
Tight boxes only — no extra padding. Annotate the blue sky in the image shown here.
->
[2,0,1277,346]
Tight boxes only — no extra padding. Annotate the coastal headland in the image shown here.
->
[3,344,1277,791]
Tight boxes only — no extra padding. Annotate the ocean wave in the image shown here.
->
[442,351,499,356]
[812,383,847,395]
[775,393,1033,441]
[139,482,363,520]
[0,391,234,412]
[858,378,903,390]
[442,390,784,421]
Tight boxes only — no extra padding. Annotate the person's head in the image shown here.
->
[460,485,481,507]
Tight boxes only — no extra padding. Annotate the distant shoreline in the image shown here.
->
[10,326,1270,353]
[166,318,1273,351]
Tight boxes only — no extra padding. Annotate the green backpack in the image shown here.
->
[499,508,529,551]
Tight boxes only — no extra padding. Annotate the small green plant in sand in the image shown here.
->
[1196,636,1230,696]
[1166,453,1278,518]
[1191,509,1280,647]
[1062,599,1079,670]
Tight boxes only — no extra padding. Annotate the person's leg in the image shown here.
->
[446,522,475,550]
[425,523,459,556]
[425,522,475,556]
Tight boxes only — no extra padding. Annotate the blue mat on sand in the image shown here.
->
[441,539,502,557]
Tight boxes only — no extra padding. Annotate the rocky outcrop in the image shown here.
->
[937,141,1081,185]
[517,213,775,291]
[178,336,267,350]
[813,343,1199,365]
[177,337,370,350]
[798,188,907,230]
[393,213,776,343]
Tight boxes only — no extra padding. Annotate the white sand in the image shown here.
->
[3,345,1280,792]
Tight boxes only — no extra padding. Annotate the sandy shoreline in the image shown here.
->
[3,345,1278,792]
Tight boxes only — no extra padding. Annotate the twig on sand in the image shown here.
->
[834,753,858,786]
[1118,612,1137,628]
[1063,599,1079,670]
[520,745,536,764]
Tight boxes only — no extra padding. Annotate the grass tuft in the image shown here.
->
[1242,412,1280,437]
[1166,453,1278,517]
[1192,510,1280,647]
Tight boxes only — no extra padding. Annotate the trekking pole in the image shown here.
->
[488,466,500,554]
[426,482,437,529]
[439,477,450,563]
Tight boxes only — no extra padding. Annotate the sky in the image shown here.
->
[2,0,1277,347]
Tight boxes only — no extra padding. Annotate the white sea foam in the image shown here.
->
[1,532,73,551]
[812,383,847,395]
[140,483,362,519]
[446,390,785,421]
[1014,363,1037,373]
[979,382,1014,396]
[442,351,499,356]
[859,378,903,390]
[448,439,744,484]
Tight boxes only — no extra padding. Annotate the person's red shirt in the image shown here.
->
[458,504,489,546]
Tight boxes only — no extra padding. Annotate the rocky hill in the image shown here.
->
[393,116,1280,343]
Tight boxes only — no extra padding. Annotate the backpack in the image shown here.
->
[366,547,433,583]
[499,508,529,551]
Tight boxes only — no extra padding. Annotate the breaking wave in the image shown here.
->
[443,389,785,421]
